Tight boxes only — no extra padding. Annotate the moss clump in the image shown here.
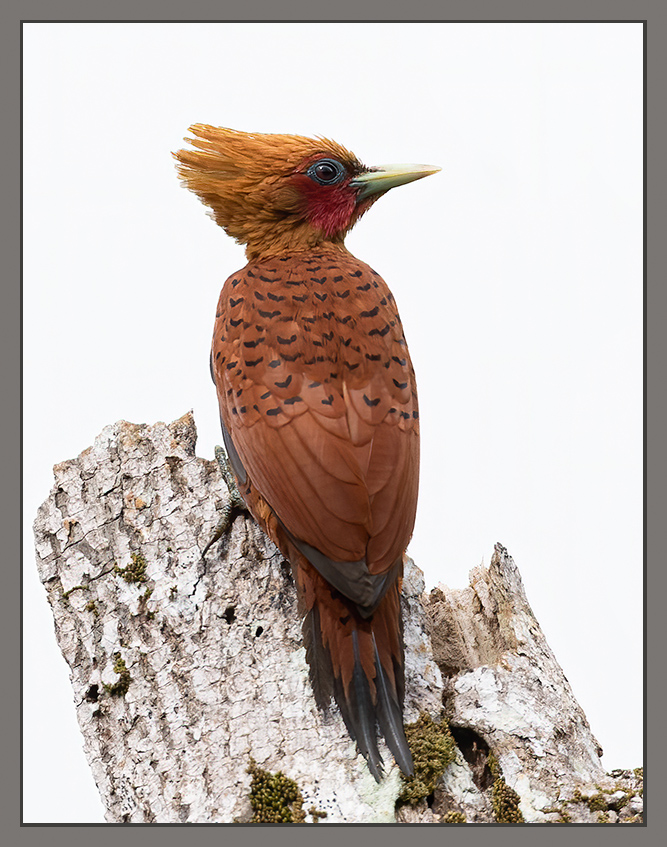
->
[138,586,156,619]
[114,552,148,584]
[398,713,457,805]
[308,806,327,822]
[248,759,306,823]
[586,792,607,812]
[542,803,572,823]
[488,753,524,823]
[85,600,98,615]
[442,811,466,823]
[492,779,525,823]
[610,791,631,812]
[103,653,131,697]
[62,584,88,600]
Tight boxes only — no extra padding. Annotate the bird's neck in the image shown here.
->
[244,227,350,262]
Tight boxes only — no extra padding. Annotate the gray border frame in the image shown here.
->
[10,1,658,845]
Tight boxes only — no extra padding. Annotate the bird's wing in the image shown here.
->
[212,256,419,585]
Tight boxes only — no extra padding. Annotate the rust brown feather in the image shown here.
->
[174,126,438,779]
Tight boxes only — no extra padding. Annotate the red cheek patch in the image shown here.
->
[290,174,358,238]
[306,189,357,238]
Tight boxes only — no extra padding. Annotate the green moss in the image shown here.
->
[103,653,131,697]
[308,806,327,822]
[114,552,148,584]
[542,768,643,823]
[113,554,157,618]
[85,600,98,615]
[543,787,585,822]
[586,793,607,812]
[139,586,156,619]
[541,803,571,822]
[611,791,631,811]
[488,753,524,823]
[398,713,457,805]
[62,584,88,600]
[247,759,306,823]
[442,811,466,823]
[492,779,525,823]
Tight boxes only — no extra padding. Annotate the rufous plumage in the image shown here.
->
[175,126,439,780]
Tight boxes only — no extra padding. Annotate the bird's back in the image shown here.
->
[212,248,420,577]
[211,248,420,779]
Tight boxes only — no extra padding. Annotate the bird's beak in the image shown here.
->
[350,164,441,201]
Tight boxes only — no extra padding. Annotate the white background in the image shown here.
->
[23,23,643,823]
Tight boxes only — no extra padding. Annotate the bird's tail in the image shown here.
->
[296,560,414,781]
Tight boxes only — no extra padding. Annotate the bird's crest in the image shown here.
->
[174,125,367,258]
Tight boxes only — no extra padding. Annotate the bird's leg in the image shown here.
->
[201,445,248,557]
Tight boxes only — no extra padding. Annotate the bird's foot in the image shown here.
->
[214,445,247,510]
[201,445,247,558]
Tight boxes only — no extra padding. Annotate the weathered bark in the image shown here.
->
[33,413,642,824]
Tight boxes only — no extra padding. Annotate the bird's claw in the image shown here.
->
[201,445,247,558]
[214,445,247,511]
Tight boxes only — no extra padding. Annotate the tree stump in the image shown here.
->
[33,412,642,823]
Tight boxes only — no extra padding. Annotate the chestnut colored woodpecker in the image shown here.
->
[175,126,439,780]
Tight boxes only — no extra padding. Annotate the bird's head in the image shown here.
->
[174,125,440,260]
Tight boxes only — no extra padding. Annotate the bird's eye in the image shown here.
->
[307,158,346,186]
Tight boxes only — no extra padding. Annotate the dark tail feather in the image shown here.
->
[296,560,412,781]
[351,630,385,781]
[303,604,334,711]
[372,633,414,776]
[326,630,385,782]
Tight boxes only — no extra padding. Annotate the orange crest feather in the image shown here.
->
[174,125,365,258]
